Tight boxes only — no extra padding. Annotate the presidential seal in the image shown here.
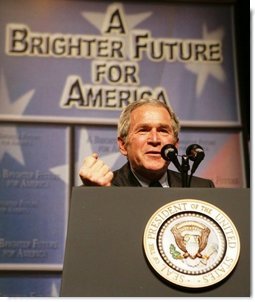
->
[143,199,240,288]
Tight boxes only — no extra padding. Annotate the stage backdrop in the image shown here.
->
[0,0,247,297]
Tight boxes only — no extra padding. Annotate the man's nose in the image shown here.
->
[148,129,160,143]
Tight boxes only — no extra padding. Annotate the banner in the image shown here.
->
[0,0,239,125]
[0,125,69,268]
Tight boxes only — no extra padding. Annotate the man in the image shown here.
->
[79,98,214,187]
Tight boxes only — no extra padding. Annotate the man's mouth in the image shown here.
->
[146,151,161,157]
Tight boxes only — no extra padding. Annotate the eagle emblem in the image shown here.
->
[171,221,211,260]
[144,199,240,288]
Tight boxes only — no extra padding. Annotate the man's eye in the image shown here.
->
[138,128,148,132]
[159,128,170,133]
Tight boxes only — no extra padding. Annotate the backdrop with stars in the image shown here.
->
[0,0,247,297]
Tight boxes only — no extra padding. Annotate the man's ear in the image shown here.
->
[117,137,128,156]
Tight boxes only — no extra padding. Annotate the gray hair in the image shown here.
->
[117,98,180,143]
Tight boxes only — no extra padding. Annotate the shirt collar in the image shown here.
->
[130,164,169,187]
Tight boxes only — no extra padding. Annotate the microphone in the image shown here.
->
[161,144,181,172]
[186,144,205,174]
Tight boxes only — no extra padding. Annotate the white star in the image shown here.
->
[0,126,25,165]
[0,70,34,115]
[0,71,34,165]
[82,3,152,34]
[185,24,226,97]
[50,165,68,184]
[81,3,152,59]
[50,281,59,297]
[49,164,69,240]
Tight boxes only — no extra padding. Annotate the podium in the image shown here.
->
[60,187,250,297]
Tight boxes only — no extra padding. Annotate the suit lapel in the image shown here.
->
[112,162,141,186]
[167,170,182,187]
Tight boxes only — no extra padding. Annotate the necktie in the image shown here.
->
[149,181,162,187]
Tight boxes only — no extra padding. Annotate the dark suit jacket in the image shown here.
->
[112,162,214,187]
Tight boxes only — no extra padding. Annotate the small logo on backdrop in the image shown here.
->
[143,199,240,288]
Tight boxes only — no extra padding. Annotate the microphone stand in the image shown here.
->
[181,155,190,187]
[161,144,204,187]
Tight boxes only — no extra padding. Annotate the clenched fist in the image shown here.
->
[79,153,114,186]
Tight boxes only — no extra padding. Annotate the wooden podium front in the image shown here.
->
[60,187,250,297]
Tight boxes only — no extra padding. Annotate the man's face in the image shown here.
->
[118,104,178,180]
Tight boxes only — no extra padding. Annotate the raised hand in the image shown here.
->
[79,153,114,186]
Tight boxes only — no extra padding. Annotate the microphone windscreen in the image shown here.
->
[161,144,178,161]
[186,144,204,161]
